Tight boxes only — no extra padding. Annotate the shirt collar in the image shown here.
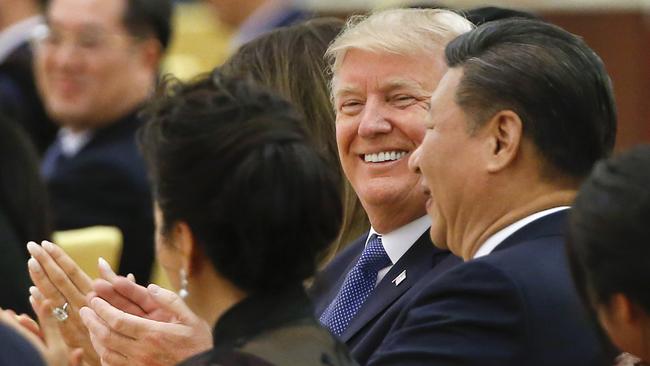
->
[0,16,43,63]
[367,215,431,265]
[57,128,94,157]
[473,206,570,259]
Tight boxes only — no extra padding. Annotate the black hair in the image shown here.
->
[568,145,650,313]
[463,6,540,26]
[445,18,617,179]
[123,0,173,50]
[138,72,343,293]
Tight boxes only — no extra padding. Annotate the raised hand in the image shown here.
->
[80,284,212,366]
[27,241,100,365]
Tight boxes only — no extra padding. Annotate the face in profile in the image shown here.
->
[34,0,151,129]
[333,49,446,230]
[409,68,486,256]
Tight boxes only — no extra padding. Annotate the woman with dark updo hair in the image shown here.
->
[74,73,357,366]
[568,145,650,366]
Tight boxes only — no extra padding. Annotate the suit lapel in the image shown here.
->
[340,231,439,342]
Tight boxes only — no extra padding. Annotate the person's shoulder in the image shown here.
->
[178,348,274,366]
[241,320,358,366]
[0,323,45,366]
[477,233,568,286]
[418,257,519,297]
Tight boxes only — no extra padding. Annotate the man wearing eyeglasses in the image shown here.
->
[36,0,173,284]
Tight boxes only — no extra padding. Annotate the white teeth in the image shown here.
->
[364,151,407,163]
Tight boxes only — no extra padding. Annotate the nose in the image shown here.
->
[357,98,392,138]
[49,41,82,71]
[408,145,422,174]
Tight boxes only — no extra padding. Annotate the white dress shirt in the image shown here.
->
[58,128,93,157]
[473,206,570,259]
[366,215,431,285]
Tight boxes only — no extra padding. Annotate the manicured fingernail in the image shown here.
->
[79,307,90,323]
[26,241,40,254]
[147,284,160,294]
[98,257,116,275]
[42,240,55,252]
[90,297,103,309]
[28,257,41,272]
[127,273,135,282]
[28,296,34,306]
[29,286,38,297]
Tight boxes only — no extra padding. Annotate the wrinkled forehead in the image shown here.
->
[47,0,128,33]
[331,48,446,100]
[430,68,463,103]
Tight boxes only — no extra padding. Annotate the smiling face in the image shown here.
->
[333,49,447,232]
[34,0,153,129]
[409,68,486,253]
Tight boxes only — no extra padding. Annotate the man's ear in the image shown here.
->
[137,38,163,71]
[483,110,523,173]
[610,293,643,326]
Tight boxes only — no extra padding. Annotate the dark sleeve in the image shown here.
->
[0,210,33,316]
[367,261,526,366]
[177,349,274,366]
[0,324,45,366]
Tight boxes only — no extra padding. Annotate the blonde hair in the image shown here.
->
[220,18,370,267]
[326,8,473,77]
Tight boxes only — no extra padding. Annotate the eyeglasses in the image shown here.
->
[31,23,136,54]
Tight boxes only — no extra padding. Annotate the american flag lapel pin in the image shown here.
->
[392,270,406,286]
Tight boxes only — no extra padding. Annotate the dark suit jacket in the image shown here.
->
[43,111,154,282]
[0,42,57,154]
[310,230,461,365]
[0,323,45,366]
[368,211,612,366]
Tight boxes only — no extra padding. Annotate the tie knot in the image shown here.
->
[358,234,391,273]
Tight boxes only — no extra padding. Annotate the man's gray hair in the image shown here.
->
[326,8,473,77]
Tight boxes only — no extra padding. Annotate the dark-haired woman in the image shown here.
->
[74,74,357,366]
[568,145,650,366]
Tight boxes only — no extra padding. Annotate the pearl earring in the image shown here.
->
[179,268,189,299]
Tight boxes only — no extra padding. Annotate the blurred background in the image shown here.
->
[167,0,650,151]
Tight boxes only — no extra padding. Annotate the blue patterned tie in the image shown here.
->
[320,234,391,336]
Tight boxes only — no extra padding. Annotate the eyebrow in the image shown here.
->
[379,78,429,94]
[46,19,108,35]
[334,79,429,97]
[333,86,363,101]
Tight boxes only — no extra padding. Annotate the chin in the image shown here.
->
[429,230,447,249]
